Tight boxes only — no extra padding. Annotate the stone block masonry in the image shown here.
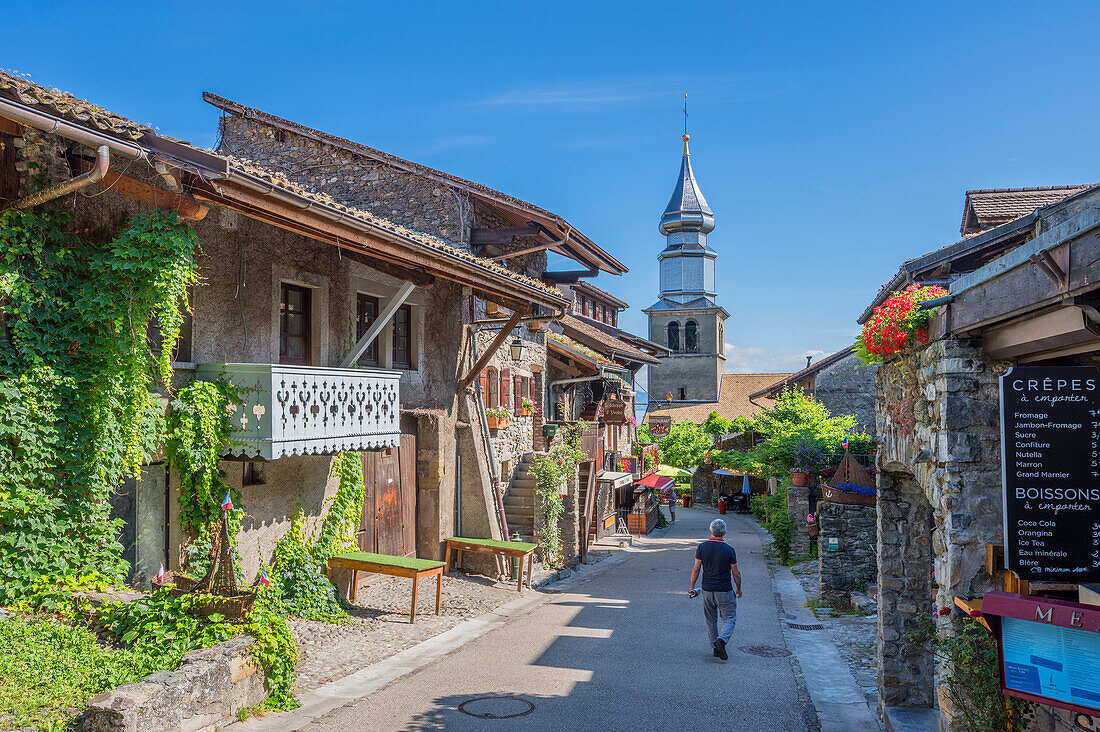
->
[817,502,877,600]
[787,484,810,557]
[82,636,267,732]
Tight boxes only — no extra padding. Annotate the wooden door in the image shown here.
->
[399,433,417,555]
[358,433,418,558]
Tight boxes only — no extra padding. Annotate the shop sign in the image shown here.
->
[981,592,1100,715]
[603,397,627,424]
[1000,366,1100,583]
[649,415,671,437]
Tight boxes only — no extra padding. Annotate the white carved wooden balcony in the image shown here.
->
[193,364,400,459]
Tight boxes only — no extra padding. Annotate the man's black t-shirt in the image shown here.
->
[696,538,738,592]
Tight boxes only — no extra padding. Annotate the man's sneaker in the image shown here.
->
[713,638,728,660]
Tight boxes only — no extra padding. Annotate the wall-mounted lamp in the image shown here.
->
[510,339,526,361]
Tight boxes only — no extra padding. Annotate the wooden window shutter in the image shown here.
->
[478,370,489,406]
[514,374,523,416]
[500,368,510,410]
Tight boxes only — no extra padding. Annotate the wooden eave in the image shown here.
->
[188,175,567,312]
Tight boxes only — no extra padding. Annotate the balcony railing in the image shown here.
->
[193,363,401,460]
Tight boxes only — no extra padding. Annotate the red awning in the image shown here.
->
[636,474,675,490]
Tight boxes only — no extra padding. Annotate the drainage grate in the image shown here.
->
[458,696,536,719]
[740,645,792,658]
[788,622,826,630]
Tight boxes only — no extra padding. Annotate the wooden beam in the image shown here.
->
[490,240,559,261]
[0,116,23,137]
[79,159,208,220]
[461,308,525,387]
[470,226,541,246]
[340,281,416,367]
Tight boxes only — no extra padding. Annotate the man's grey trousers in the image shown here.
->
[702,590,737,645]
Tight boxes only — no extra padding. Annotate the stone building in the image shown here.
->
[749,346,877,436]
[0,72,626,587]
[864,182,1100,730]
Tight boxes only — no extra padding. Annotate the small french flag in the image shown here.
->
[842,437,849,450]
[259,568,270,586]
[221,492,233,511]
[154,563,167,583]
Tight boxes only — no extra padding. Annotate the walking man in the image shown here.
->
[688,518,742,660]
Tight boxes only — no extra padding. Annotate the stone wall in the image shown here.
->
[814,354,877,436]
[817,502,877,600]
[83,636,266,732]
[786,484,811,557]
[217,116,469,246]
[874,338,1009,722]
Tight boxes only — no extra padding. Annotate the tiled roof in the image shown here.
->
[570,280,628,309]
[221,155,565,299]
[547,333,621,370]
[749,347,856,399]
[202,92,626,275]
[557,314,658,364]
[0,70,564,304]
[0,69,151,140]
[962,186,1090,234]
[644,373,792,424]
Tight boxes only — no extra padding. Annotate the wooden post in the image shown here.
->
[410,575,419,623]
[527,553,533,589]
[436,571,443,615]
[445,543,452,576]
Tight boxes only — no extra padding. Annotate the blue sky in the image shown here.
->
[7,1,1100,374]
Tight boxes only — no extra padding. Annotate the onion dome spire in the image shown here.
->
[659,132,714,235]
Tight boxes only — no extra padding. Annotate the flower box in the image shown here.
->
[821,484,876,507]
[486,413,510,430]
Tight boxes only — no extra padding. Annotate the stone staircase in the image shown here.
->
[503,453,538,542]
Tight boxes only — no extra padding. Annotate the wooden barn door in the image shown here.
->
[358,433,418,558]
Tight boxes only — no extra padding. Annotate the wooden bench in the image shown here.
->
[326,551,446,623]
[444,537,538,592]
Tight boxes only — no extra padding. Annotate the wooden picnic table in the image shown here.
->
[326,551,446,623]
[444,537,539,592]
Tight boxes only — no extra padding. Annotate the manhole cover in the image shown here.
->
[788,623,825,630]
[458,696,535,719]
[740,645,792,657]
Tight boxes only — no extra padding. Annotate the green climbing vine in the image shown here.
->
[165,379,246,578]
[270,452,365,622]
[0,207,197,604]
[530,422,588,569]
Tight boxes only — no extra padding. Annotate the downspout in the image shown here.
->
[470,327,510,541]
[10,145,110,210]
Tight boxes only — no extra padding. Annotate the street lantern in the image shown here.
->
[665,392,673,403]
[510,338,526,361]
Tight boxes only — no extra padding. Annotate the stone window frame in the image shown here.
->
[667,321,680,352]
[684,320,698,353]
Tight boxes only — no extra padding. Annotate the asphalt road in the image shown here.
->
[313,508,811,732]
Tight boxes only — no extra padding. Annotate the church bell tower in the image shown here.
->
[643,127,728,404]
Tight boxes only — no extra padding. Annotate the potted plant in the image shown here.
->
[789,438,825,488]
[519,396,535,416]
[486,406,510,430]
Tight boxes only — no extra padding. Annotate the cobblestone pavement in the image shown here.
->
[290,553,615,692]
[789,556,879,708]
[290,572,521,691]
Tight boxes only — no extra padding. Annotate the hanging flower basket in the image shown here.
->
[822,484,876,507]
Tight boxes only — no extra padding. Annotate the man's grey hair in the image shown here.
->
[710,518,727,537]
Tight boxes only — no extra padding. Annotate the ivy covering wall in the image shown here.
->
[0,207,198,603]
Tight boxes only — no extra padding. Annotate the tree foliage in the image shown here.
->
[713,388,871,478]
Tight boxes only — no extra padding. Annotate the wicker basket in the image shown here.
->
[151,572,256,619]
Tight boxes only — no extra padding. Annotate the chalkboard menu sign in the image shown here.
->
[1000,366,1100,583]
